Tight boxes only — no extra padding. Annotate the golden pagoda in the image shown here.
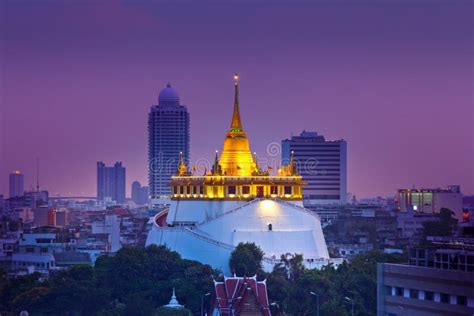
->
[171,74,302,200]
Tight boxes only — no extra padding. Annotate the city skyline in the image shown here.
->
[1,0,473,198]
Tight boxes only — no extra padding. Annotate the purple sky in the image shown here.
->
[1,0,473,198]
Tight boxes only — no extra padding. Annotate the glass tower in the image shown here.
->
[148,84,190,201]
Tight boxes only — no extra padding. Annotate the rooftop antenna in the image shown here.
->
[36,157,40,192]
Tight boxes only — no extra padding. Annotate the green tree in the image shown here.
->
[229,242,264,277]
[422,208,458,238]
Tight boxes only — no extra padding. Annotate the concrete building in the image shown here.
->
[11,207,34,223]
[34,207,56,227]
[131,181,149,205]
[377,262,474,316]
[282,131,347,205]
[397,205,439,240]
[398,185,463,220]
[9,170,24,198]
[148,84,190,203]
[97,161,126,203]
[91,214,121,252]
[24,190,49,208]
[55,209,69,227]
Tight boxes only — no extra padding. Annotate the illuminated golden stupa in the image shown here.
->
[171,74,303,200]
[147,74,332,275]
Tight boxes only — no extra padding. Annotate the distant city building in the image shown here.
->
[55,209,69,227]
[397,205,439,241]
[97,162,126,203]
[91,214,121,252]
[24,190,49,208]
[9,170,24,198]
[11,207,34,223]
[131,181,149,205]
[282,131,347,205]
[148,84,190,202]
[398,185,463,220]
[34,207,56,227]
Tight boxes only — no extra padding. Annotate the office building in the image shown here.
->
[377,260,474,316]
[97,161,126,203]
[282,131,347,205]
[148,84,190,202]
[9,170,24,198]
[398,185,463,220]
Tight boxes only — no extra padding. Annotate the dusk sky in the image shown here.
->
[1,0,473,198]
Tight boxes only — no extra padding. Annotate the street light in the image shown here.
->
[201,292,210,316]
[310,291,320,316]
[345,297,354,316]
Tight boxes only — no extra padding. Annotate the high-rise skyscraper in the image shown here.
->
[97,161,126,203]
[148,84,190,202]
[282,131,347,205]
[9,170,24,198]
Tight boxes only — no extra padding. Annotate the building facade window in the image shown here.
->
[440,293,450,304]
[409,289,419,299]
[425,291,434,301]
[457,295,467,306]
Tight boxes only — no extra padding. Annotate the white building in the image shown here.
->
[398,185,463,220]
[92,214,121,252]
[147,75,334,275]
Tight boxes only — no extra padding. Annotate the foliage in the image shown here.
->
[1,246,213,315]
[154,307,192,316]
[266,251,407,316]
[229,242,264,277]
[422,208,458,239]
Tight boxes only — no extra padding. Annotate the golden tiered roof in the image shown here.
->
[171,74,302,201]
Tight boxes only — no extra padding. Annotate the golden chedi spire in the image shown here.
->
[177,152,190,176]
[230,74,243,132]
[218,74,257,176]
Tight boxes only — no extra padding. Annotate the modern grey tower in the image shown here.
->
[97,161,126,203]
[9,170,24,198]
[148,84,190,202]
[282,131,347,205]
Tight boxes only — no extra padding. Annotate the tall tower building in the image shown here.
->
[148,84,190,202]
[282,131,347,205]
[9,170,24,198]
[97,162,126,203]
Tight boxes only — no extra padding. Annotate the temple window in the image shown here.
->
[199,186,204,195]
[284,186,292,195]
[242,186,250,195]
[270,186,278,195]
[173,186,178,194]
[228,186,236,195]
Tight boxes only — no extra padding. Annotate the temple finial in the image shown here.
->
[230,73,243,132]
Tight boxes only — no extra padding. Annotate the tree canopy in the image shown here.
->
[229,242,264,277]
[0,246,214,315]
